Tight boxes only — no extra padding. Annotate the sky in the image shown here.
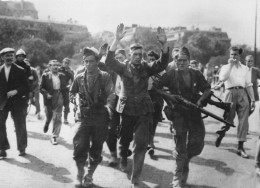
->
[20,0,260,48]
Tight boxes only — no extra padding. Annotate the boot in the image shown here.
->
[108,151,118,167]
[75,162,85,187]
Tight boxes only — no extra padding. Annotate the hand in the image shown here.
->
[99,43,108,57]
[156,27,167,46]
[228,58,238,66]
[115,23,126,41]
[47,93,52,99]
[251,101,256,111]
[7,90,18,98]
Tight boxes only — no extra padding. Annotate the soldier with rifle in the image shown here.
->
[153,46,211,188]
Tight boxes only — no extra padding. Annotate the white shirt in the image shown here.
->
[4,65,11,82]
[219,62,252,88]
[51,74,60,90]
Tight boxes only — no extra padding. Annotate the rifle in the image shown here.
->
[152,87,235,147]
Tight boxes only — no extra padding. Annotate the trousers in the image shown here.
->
[119,113,152,183]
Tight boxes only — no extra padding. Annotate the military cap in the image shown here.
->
[229,46,243,55]
[115,49,126,57]
[130,43,143,51]
[0,47,15,56]
[176,46,190,60]
[147,50,159,60]
[82,47,99,59]
[16,49,26,56]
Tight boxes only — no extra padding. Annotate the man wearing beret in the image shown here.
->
[146,50,164,158]
[154,46,211,188]
[105,23,169,188]
[219,46,255,158]
[0,48,29,158]
[70,47,114,187]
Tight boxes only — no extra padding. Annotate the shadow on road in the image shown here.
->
[3,154,72,183]
[192,156,235,176]
[226,148,254,159]
[27,131,73,150]
[204,140,238,148]
[185,184,217,188]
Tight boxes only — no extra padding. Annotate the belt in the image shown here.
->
[227,86,244,90]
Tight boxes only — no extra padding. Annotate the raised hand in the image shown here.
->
[99,43,108,57]
[156,27,167,46]
[115,23,126,41]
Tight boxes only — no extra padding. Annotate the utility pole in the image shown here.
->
[254,0,258,67]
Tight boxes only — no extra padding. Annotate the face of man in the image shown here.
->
[2,52,15,66]
[63,59,70,68]
[229,50,240,61]
[147,56,156,63]
[176,54,189,71]
[83,55,98,72]
[190,63,198,70]
[50,61,61,74]
[130,49,143,65]
[16,55,25,62]
[115,54,126,63]
[245,56,254,68]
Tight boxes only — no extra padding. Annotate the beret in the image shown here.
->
[0,47,15,56]
[115,49,126,57]
[176,46,190,60]
[130,43,143,51]
[82,47,99,58]
[147,50,159,60]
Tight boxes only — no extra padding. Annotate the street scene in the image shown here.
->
[0,93,260,188]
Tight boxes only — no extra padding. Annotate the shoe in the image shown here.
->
[119,157,127,172]
[131,183,140,188]
[37,113,41,120]
[43,123,49,133]
[18,150,26,156]
[82,175,93,188]
[0,150,7,159]
[64,119,69,124]
[108,153,118,167]
[148,147,155,157]
[51,137,58,145]
[237,148,249,158]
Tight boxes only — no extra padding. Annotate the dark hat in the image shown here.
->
[82,47,99,59]
[147,50,159,60]
[130,43,143,51]
[115,49,126,57]
[229,46,243,55]
[176,46,190,60]
[0,47,15,56]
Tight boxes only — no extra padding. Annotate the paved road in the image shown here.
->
[0,96,260,188]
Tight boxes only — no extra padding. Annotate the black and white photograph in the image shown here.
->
[0,0,260,187]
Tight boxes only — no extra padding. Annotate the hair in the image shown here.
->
[62,57,71,63]
[229,46,243,55]
[245,55,254,60]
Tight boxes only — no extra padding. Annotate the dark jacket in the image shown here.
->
[59,66,74,86]
[0,63,29,110]
[40,72,67,106]
[70,70,114,115]
[105,50,169,116]
[251,67,260,101]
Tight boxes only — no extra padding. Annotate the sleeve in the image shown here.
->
[39,74,48,97]
[256,68,260,79]
[153,71,170,89]
[103,73,114,109]
[146,50,169,76]
[196,70,211,92]
[105,51,125,75]
[16,68,29,97]
[70,76,79,95]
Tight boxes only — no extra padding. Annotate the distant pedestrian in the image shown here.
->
[40,60,67,145]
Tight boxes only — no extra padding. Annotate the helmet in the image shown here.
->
[16,49,26,57]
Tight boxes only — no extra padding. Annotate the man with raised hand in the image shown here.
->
[105,23,169,188]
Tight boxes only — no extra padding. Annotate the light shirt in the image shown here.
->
[51,74,60,90]
[219,62,252,89]
[4,64,11,82]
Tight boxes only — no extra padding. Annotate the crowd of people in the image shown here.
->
[0,23,260,188]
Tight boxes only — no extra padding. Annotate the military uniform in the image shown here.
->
[155,68,211,187]
[70,69,114,184]
[105,49,169,184]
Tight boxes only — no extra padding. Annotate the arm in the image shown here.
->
[104,73,115,109]
[196,70,212,107]
[219,59,237,81]
[39,74,49,98]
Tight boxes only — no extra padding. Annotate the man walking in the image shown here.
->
[70,47,114,188]
[0,48,29,158]
[105,23,169,187]
[219,47,255,158]
[40,60,67,145]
